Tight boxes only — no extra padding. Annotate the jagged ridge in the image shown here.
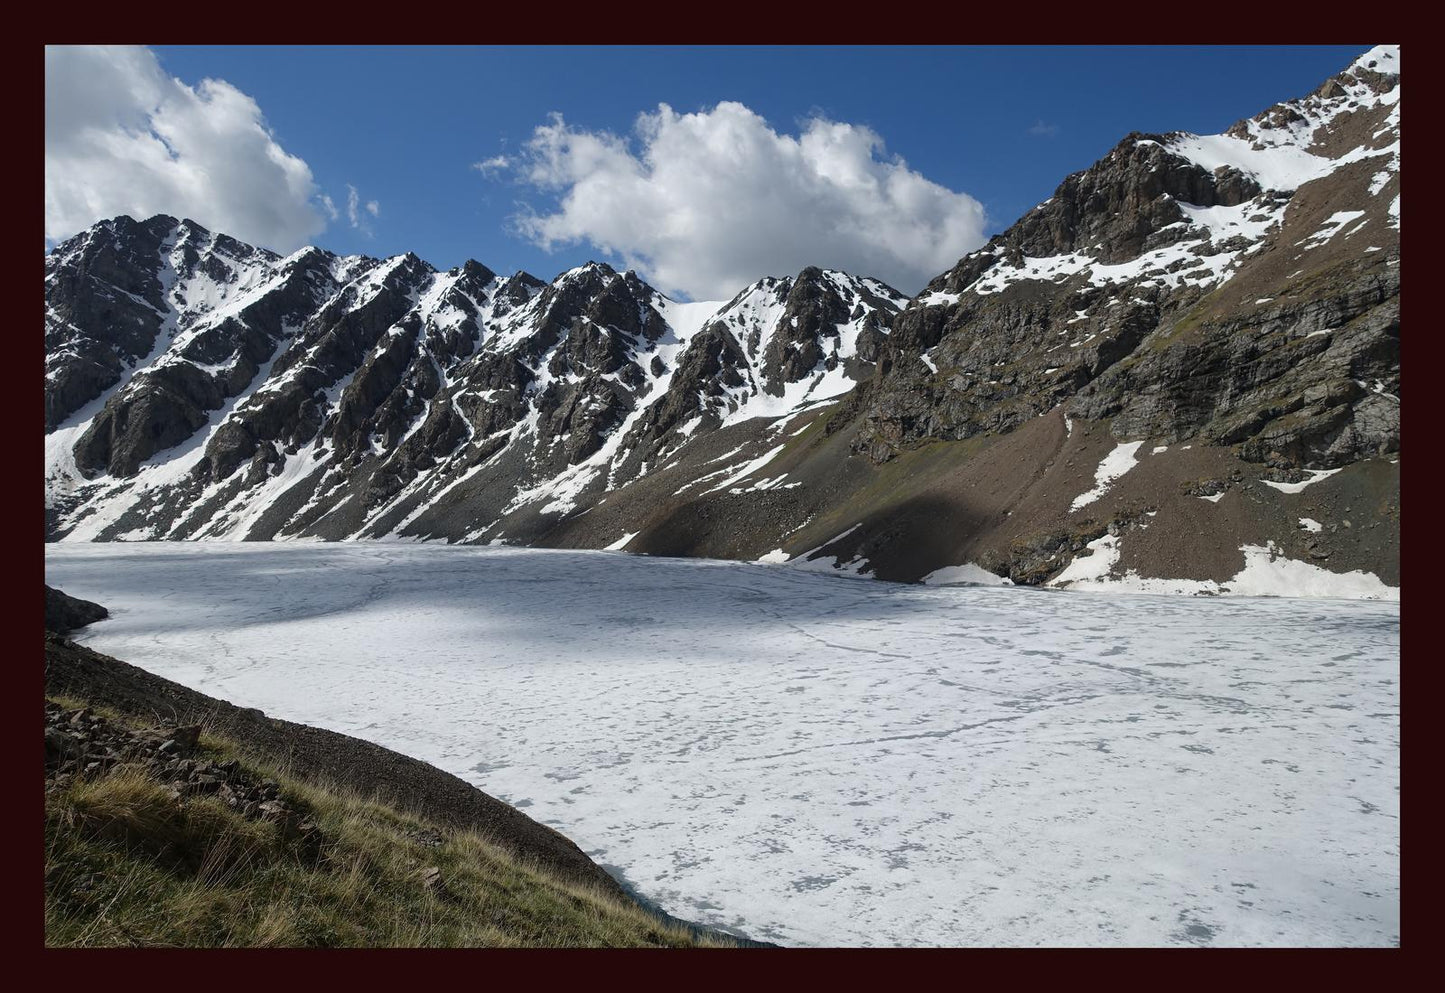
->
[44,47,1400,598]
[45,219,905,542]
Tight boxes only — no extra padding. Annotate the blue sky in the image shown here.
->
[48,45,1372,298]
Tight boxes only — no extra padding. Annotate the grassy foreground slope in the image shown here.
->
[44,636,729,948]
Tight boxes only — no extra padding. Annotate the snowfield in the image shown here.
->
[45,543,1399,947]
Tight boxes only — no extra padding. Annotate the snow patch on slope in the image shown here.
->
[1071,441,1144,511]
[1262,468,1343,494]
[1052,536,1396,601]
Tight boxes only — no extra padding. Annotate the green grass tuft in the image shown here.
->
[45,698,727,948]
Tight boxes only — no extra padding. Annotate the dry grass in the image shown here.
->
[44,698,729,948]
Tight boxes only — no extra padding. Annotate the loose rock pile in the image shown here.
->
[45,701,327,859]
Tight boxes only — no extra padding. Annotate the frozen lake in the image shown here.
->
[45,542,1399,947]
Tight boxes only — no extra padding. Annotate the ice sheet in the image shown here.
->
[46,543,1399,948]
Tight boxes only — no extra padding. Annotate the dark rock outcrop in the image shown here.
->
[44,586,108,634]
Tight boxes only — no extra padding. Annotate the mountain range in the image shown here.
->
[45,45,1400,596]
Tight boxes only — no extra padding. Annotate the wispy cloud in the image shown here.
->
[474,155,511,176]
[1028,120,1060,138]
[344,184,380,236]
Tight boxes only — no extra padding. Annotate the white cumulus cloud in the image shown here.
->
[503,102,988,299]
[45,45,327,252]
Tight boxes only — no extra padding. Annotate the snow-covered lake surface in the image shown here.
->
[45,543,1399,947]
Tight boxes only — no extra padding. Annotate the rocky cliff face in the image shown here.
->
[45,217,905,544]
[859,45,1399,472]
[45,46,1400,597]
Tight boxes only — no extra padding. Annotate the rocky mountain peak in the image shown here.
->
[45,211,913,541]
[1345,45,1400,91]
[1213,45,1398,172]
[170,216,211,243]
[489,271,546,319]
[42,48,1398,602]
[992,134,1262,267]
[457,259,498,285]
[279,244,335,275]
[866,47,1399,476]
